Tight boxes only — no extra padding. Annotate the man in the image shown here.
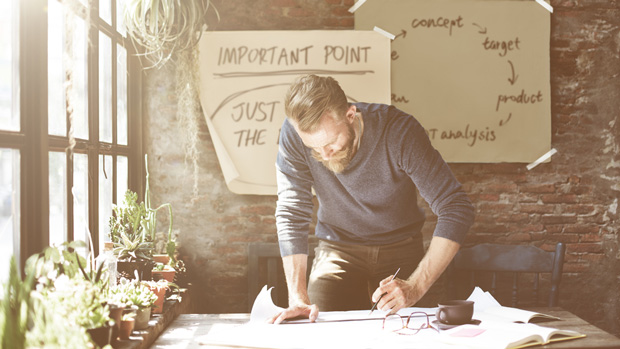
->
[270,75,475,324]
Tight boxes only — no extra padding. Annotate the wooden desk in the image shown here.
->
[151,308,620,349]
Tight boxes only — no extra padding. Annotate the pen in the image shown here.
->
[369,267,401,315]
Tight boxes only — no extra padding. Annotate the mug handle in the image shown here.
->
[436,308,447,324]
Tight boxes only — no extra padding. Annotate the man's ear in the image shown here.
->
[345,105,357,123]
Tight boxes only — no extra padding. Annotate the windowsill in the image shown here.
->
[115,284,194,349]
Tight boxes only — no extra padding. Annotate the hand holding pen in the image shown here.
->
[369,267,401,315]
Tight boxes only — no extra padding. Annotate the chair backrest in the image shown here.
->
[447,242,566,307]
[247,242,316,312]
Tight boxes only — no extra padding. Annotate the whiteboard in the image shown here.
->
[198,31,391,195]
[355,0,551,162]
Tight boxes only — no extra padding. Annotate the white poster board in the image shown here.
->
[199,31,391,195]
[355,0,551,162]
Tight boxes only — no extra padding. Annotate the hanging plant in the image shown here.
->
[123,0,218,69]
[124,0,219,200]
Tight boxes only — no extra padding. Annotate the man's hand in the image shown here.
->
[371,236,462,314]
[267,303,319,324]
[371,277,421,314]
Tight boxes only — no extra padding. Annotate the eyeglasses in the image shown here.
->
[382,312,439,335]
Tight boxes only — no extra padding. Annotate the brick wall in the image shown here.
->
[143,0,620,336]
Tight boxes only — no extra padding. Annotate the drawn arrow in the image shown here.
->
[472,23,487,34]
[394,29,407,39]
[507,60,519,85]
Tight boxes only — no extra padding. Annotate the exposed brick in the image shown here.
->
[504,233,531,242]
[271,0,297,7]
[519,183,556,193]
[579,233,602,242]
[517,193,539,203]
[240,205,275,215]
[562,204,597,215]
[288,7,314,17]
[541,194,578,204]
[563,224,600,234]
[541,214,578,225]
[262,217,276,225]
[484,182,518,193]
[477,202,515,212]
[545,225,564,234]
[520,204,555,214]
[563,262,590,273]
[567,243,603,254]
[331,6,352,16]
[214,245,245,255]
[495,213,530,224]
[470,193,500,202]
[580,254,606,263]
[545,234,580,243]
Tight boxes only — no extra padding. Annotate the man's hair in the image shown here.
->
[284,75,349,132]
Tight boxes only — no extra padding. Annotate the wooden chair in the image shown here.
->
[247,242,316,312]
[447,242,566,307]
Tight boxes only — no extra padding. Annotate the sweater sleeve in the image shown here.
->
[392,108,475,244]
[275,119,315,256]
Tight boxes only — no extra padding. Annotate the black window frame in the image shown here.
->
[0,0,144,271]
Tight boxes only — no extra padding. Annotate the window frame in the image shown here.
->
[0,0,144,271]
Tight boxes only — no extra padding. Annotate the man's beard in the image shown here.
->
[311,124,356,174]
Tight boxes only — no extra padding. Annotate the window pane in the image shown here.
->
[99,0,112,25]
[70,13,89,140]
[0,0,18,131]
[117,155,128,205]
[99,32,112,143]
[117,44,127,145]
[49,152,67,246]
[0,149,20,283]
[73,153,89,257]
[99,154,112,253]
[117,0,126,36]
[48,0,66,136]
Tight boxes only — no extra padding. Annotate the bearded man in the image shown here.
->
[270,74,475,324]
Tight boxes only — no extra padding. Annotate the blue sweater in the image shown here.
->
[275,103,475,257]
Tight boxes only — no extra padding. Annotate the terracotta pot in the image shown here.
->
[152,269,176,283]
[134,307,151,330]
[153,254,170,265]
[148,284,168,314]
[108,303,125,342]
[87,325,112,347]
[119,318,135,340]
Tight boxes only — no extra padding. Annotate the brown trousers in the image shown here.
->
[307,234,425,311]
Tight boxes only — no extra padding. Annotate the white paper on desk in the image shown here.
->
[467,286,560,324]
[200,318,445,349]
[250,284,437,323]
[250,286,285,323]
[467,286,502,313]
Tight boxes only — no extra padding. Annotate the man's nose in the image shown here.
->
[318,146,333,160]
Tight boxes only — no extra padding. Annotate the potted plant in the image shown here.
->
[37,275,113,347]
[108,278,158,330]
[119,312,136,340]
[141,279,169,314]
[0,257,35,349]
[152,262,176,283]
[142,154,176,267]
[109,189,155,280]
[21,243,110,348]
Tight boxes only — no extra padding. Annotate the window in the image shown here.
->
[0,0,142,277]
